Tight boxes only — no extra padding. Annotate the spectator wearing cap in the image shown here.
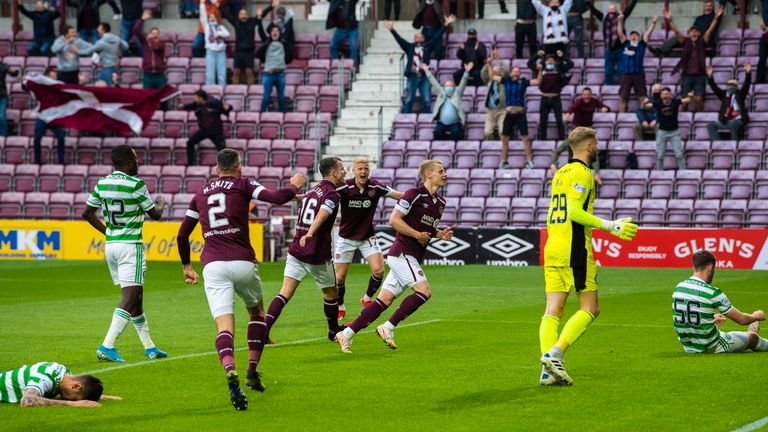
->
[634,83,662,139]
[706,63,751,141]
[453,27,487,87]
[180,90,232,165]
[588,0,638,86]
[18,0,61,56]
[413,0,446,61]
[641,87,691,170]
[617,14,656,112]
[532,0,572,55]
[424,62,472,140]
[327,0,360,66]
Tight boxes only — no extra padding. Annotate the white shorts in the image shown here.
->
[202,261,263,319]
[711,331,751,353]
[284,254,336,289]
[106,243,146,288]
[334,236,383,264]
[381,254,427,297]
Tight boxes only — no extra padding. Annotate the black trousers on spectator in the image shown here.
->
[58,70,79,84]
[434,121,463,140]
[543,42,567,56]
[759,35,768,84]
[187,130,226,165]
[539,95,565,140]
[384,0,400,20]
[477,0,507,18]
[515,23,537,59]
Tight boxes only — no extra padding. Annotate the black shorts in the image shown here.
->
[619,73,647,99]
[681,74,706,97]
[234,50,255,70]
[502,111,529,137]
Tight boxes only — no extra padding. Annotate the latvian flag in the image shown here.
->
[23,75,178,135]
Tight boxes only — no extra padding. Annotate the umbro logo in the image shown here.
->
[428,236,471,258]
[375,232,396,255]
[481,234,534,259]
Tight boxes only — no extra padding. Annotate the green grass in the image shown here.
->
[1,261,767,431]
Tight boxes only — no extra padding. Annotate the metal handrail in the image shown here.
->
[398,52,405,102]
[377,105,384,160]
[336,57,345,112]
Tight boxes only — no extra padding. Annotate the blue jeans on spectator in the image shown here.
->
[34,118,66,164]
[180,0,199,15]
[0,97,8,137]
[261,71,286,112]
[29,36,54,56]
[98,66,116,85]
[330,28,359,65]
[192,32,205,57]
[404,74,432,113]
[421,26,443,60]
[80,28,99,43]
[205,49,227,84]
[120,19,142,57]
[604,48,623,85]
[567,15,584,58]
[434,121,463,140]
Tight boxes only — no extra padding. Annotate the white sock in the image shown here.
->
[754,337,768,352]
[363,295,371,302]
[132,314,156,349]
[102,308,130,349]
[382,321,395,331]
[339,304,346,311]
[342,327,356,338]
[547,346,564,359]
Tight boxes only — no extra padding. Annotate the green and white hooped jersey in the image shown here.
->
[86,171,155,243]
[0,362,70,403]
[672,276,734,353]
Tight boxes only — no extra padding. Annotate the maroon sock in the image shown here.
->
[215,331,235,373]
[365,275,383,299]
[349,299,389,333]
[323,299,340,332]
[247,315,267,373]
[336,282,346,306]
[387,292,429,327]
[265,294,289,331]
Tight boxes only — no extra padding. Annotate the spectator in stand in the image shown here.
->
[758,20,768,84]
[0,61,20,138]
[424,62,472,140]
[180,90,232,165]
[384,0,401,20]
[588,0,638,86]
[668,7,723,112]
[387,16,454,114]
[532,0,573,55]
[515,0,538,58]
[18,0,61,57]
[567,0,588,58]
[497,64,541,170]
[134,10,167,91]
[66,0,120,43]
[221,1,260,85]
[180,0,200,18]
[52,25,94,84]
[257,10,294,113]
[564,87,609,127]
[706,63,752,141]
[453,28,487,87]
[641,87,691,170]
[413,0,446,60]
[80,22,128,86]
[113,0,143,56]
[481,53,510,140]
[327,0,360,66]
[477,0,509,19]
[192,0,222,58]
[200,0,230,85]
[31,68,67,164]
[529,49,574,141]
[617,14,656,112]
[263,2,295,38]
[650,0,721,57]
[634,83,662,139]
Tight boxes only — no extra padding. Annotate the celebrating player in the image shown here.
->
[539,127,639,385]
[335,160,452,353]
[334,156,404,320]
[1,362,120,407]
[264,157,346,341]
[82,145,167,363]
[673,250,768,354]
[176,149,305,411]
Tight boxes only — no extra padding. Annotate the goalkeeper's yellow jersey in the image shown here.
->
[544,159,596,268]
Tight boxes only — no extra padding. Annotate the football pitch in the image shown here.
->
[1,261,767,432]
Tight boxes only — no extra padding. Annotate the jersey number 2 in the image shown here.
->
[207,193,229,228]
[673,299,702,326]
[300,198,319,225]
[549,193,567,224]
[107,198,125,227]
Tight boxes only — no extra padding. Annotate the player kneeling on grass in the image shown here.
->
[176,149,305,411]
[334,156,404,321]
[673,250,767,354]
[335,160,451,353]
[1,362,120,407]
[540,127,639,386]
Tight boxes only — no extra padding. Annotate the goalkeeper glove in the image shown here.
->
[600,217,638,241]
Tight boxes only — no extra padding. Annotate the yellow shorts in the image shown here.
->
[544,262,598,293]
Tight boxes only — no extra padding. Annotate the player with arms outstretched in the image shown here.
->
[82,144,167,363]
[673,250,768,354]
[335,156,404,320]
[264,157,346,341]
[540,127,638,385]
[176,149,305,411]
[335,160,452,353]
[1,362,120,407]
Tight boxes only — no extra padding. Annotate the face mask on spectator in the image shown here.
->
[444,86,455,96]
[551,6,559,11]
[546,63,555,71]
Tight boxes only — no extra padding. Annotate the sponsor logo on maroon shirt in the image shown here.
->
[337,178,392,241]
[388,186,446,263]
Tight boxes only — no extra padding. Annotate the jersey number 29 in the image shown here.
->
[549,193,567,224]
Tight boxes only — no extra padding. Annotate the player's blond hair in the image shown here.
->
[568,127,598,149]
[353,156,370,166]
[418,159,443,181]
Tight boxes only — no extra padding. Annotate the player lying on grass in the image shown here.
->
[540,127,639,385]
[82,144,168,363]
[334,156,403,321]
[673,250,768,354]
[1,362,120,407]
[335,160,451,353]
[176,149,305,411]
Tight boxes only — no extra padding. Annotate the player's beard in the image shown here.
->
[127,159,139,176]
[588,145,598,165]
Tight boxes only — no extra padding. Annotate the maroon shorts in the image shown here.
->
[619,73,647,99]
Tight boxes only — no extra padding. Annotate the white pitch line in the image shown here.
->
[83,319,443,375]
[732,416,768,432]
[444,318,671,329]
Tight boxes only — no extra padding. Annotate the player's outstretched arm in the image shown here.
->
[256,173,306,205]
[389,208,431,246]
[725,307,766,326]
[387,189,405,200]
[81,205,107,235]
[100,395,123,401]
[566,198,638,241]
[20,389,101,408]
